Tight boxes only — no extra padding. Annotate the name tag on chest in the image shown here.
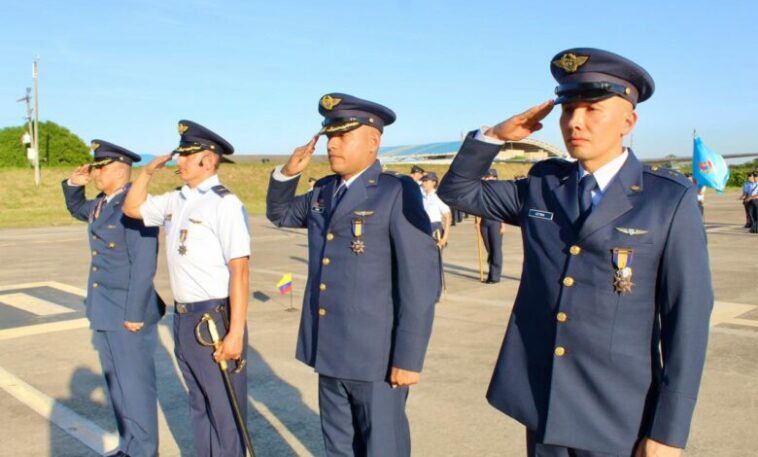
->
[528,209,554,221]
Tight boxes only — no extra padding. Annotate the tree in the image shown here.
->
[0,121,90,167]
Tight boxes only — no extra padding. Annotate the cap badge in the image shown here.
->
[552,53,589,73]
[178,123,189,135]
[90,142,100,150]
[320,95,342,111]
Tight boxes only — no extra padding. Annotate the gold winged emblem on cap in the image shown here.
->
[90,142,100,150]
[320,95,342,111]
[178,123,189,135]
[552,53,589,73]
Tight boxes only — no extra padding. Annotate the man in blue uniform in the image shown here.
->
[266,93,440,457]
[62,141,164,457]
[438,49,714,457]
[123,121,251,457]
[475,169,506,284]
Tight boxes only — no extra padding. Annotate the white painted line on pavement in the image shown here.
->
[710,301,756,327]
[0,364,118,454]
[0,292,75,316]
[0,318,90,341]
[248,395,315,457]
[0,281,87,296]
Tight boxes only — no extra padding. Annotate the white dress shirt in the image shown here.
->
[139,175,250,303]
[421,189,451,224]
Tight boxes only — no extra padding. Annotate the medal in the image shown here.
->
[178,229,188,256]
[612,248,634,294]
[351,219,365,254]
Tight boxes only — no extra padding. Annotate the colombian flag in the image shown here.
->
[277,273,293,295]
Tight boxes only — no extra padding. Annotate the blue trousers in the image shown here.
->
[93,325,159,457]
[526,429,630,457]
[318,375,410,457]
[174,307,248,457]
[480,220,503,282]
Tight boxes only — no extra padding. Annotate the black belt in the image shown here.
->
[174,298,228,315]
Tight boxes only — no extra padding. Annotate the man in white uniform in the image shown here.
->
[420,172,451,247]
[123,120,251,457]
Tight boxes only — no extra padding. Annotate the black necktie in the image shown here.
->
[578,174,597,222]
[333,183,347,209]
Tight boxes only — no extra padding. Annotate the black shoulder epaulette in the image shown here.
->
[211,185,232,197]
[643,165,691,187]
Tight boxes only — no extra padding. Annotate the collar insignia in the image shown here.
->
[552,53,589,73]
[320,95,342,111]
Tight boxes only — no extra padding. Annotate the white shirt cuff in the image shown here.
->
[272,165,301,182]
[66,179,83,187]
[474,126,506,145]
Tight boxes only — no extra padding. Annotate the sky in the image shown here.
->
[1,0,757,159]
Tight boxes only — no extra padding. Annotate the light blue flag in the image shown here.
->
[692,136,729,192]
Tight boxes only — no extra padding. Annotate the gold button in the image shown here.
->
[569,245,581,256]
[630,185,641,192]
[92,266,98,272]
[92,282,98,288]
[562,277,575,287]
[322,257,330,265]
[319,283,327,292]
[318,308,327,316]
[554,346,566,357]
[556,312,568,323]
[108,242,116,248]
[92,250,97,256]
[326,233,335,241]
[651,166,659,172]
[92,235,97,240]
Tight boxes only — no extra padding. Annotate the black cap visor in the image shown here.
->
[319,116,383,135]
[555,81,636,105]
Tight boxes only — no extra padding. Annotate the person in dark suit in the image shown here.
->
[266,93,440,457]
[475,168,507,284]
[62,141,164,457]
[438,48,713,457]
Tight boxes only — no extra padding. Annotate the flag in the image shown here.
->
[276,273,293,295]
[692,136,729,192]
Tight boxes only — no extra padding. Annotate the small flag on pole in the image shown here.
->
[277,273,293,295]
[692,135,729,192]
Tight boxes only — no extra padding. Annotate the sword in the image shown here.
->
[433,229,447,299]
[195,313,256,457]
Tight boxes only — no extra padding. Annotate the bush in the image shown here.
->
[0,121,90,168]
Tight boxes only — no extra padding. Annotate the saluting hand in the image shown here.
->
[633,438,682,457]
[69,165,91,186]
[144,153,174,176]
[214,330,244,363]
[282,136,319,177]
[390,367,421,389]
[485,100,555,142]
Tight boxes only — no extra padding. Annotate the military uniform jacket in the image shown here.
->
[437,134,713,455]
[266,161,440,382]
[63,181,164,331]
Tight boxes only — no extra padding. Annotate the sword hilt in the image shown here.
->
[195,313,245,373]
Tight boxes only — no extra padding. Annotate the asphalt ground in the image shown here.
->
[0,190,755,457]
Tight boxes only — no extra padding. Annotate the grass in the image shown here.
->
[0,161,532,229]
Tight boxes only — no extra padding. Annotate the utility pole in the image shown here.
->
[32,58,40,186]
